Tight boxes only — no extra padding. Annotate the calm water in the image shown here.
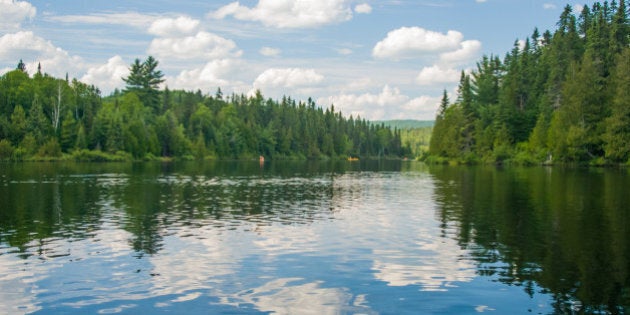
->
[0,161,629,314]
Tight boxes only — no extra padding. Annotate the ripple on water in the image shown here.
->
[0,165,568,314]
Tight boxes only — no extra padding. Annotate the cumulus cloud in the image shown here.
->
[402,95,442,119]
[210,0,354,28]
[354,3,372,14]
[253,68,324,89]
[259,46,281,57]
[543,3,556,10]
[411,38,479,89]
[148,31,242,60]
[148,16,200,37]
[0,31,82,77]
[416,65,460,85]
[319,85,444,120]
[372,27,464,60]
[319,85,410,120]
[0,0,36,29]
[81,55,129,93]
[169,59,240,90]
[437,39,482,66]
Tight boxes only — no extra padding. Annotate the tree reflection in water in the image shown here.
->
[430,166,630,314]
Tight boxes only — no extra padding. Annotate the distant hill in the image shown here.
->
[374,120,434,129]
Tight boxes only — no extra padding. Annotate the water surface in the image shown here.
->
[0,161,628,314]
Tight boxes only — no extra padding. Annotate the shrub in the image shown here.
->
[0,139,14,160]
[37,138,62,158]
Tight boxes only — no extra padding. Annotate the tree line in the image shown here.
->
[0,58,405,161]
[429,1,629,165]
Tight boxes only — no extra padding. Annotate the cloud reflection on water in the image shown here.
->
[0,166,482,313]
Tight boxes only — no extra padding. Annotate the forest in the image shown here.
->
[429,1,630,165]
[0,57,406,161]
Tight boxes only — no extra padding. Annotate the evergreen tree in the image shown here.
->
[16,59,26,73]
[27,95,50,145]
[10,105,27,144]
[428,1,628,164]
[604,48,630,161]
[438,90,449,117]
[75,122,87,150]
[123,56,165,112]
[60,110,77,152]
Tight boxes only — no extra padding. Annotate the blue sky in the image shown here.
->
[0,0,599,120]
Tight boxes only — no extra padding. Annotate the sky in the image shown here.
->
[0,0,599,120]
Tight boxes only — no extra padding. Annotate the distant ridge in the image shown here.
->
[374,120,434,129]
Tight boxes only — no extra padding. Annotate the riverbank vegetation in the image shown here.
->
[428,1,629,166]
[0,58,405,162]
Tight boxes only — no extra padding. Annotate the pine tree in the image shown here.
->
[123,56,164,112]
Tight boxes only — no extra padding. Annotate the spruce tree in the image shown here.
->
[603,48,630,161]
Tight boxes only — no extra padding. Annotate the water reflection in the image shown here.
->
[1,162,629,313]
[429,166,630,314]
[229,278,376,315]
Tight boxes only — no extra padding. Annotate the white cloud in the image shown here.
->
[253,68,324,89]
[341,77,374,91]
[355,3,372,14]
[0,0,36,30]
[416,65,460,85]
[437,39,482,66]
[259,46,281,57]
[148,31,242,60]
[319,85,409,120]
[543,3,556,10]
[372,27,463,60]
[319,85,443,120]
[402,95,442,119]
[0,31,83,77]
[148,16,200,37]
[211,0,354,28]
[169,59,240,90]
[475,0,487,3]
[573,4,584,14]
[81,55,129,93]
[49,12,159,28]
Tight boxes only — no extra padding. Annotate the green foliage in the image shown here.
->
[0,139,14,160]
[10,105,27,144]
[69,149,131,162]
[60,110,77,152]
[374,120,434,129]
[400,127,432,158]
[20,133,38,156]
[603,47,630,161]
[37,138,62,158]
[123,56,165,112]
[0,57,404,161]
[428,0,629,165]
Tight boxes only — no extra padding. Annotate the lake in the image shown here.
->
[0,161,629,314]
